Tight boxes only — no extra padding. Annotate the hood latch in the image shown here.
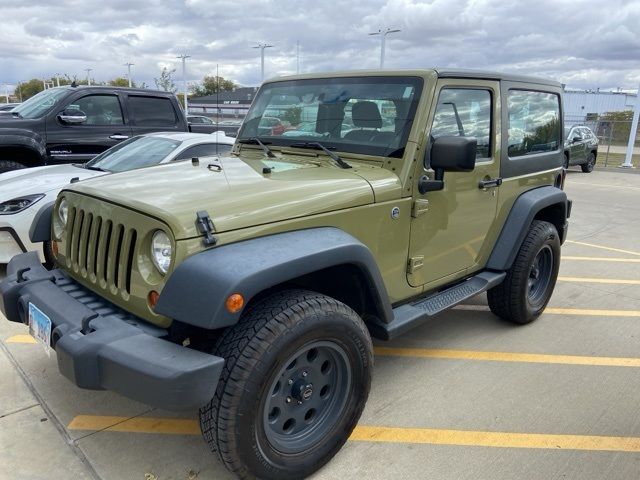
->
[196,210,217,246]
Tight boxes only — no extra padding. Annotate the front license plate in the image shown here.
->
[28,303,52,354]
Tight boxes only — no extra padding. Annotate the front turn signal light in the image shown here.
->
[226,293,244,313]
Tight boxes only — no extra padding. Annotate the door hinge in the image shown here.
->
[407,256,424,274]
[411,199,429,218]
[196,210,217,246]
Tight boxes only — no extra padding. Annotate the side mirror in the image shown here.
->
[58,109,87,124]
[572,136,581,143]
[419,136,477,193]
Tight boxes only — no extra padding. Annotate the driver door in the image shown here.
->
[407,79,501,288]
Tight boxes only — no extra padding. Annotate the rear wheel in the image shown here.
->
[581,152,596,173]
[0,160,26,173]
[488,220,560,324]
[199,289,373,480]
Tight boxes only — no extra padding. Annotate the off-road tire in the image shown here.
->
[581,152,596,173]
[199,289,373,480]
[0,160,26,173]
[487,220,560,324]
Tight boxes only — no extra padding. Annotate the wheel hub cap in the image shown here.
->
[262,341,351,454]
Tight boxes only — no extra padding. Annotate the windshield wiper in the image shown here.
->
[238,137,275,158]
[84,165,109,172]
[289,142,351,169]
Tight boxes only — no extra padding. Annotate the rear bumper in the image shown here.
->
[0,252,223,410]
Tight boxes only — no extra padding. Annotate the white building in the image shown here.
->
[564,90,637,120]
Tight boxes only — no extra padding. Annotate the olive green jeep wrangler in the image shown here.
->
[1,69,570,479]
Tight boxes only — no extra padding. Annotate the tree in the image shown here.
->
[192,75,236,97]
[14,79,45,100]
[108,77,136,88]
[154,67,177,93]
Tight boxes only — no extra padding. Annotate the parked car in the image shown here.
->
[212,119,243,137]
[0,69,571,479]
[0,131,234,265]
[187,115,218,134]
[564,125,598,172]
[0,86,188,173]
[0,103,20,112]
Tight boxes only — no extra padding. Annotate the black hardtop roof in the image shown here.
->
[435,68,562,87]
[56,85,175,95]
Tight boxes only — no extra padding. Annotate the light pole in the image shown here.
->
[176,54,190,112]
[369,27,401,68]
[296,40,300,75]
[253,43,273,82]
[84,68,93,86]
[621,83,640,168]
[124,62,134,87]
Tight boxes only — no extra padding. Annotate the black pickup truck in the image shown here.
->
[0,86,188,173]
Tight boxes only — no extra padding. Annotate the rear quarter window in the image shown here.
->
[500,83,563,178]
[129,96,178,126]
[507,90,560,157]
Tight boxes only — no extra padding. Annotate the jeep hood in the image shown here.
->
[64,152,401,239]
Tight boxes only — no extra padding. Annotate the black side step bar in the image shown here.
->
[369,271,506,340]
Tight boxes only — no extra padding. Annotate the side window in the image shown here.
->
[129,96,177,126]
[174,143,233,161]
[507,90,560,157]
[431,88,492,158]
[188,116,203,124]
[67,95,123,125]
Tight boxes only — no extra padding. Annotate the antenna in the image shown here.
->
[216,64,219,156]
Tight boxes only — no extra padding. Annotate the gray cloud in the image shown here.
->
[0,0,639,91]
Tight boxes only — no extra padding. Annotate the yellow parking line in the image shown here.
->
[5,335,36,344]
[562,256,640,263]
[558,276,640,285]
[68,415,200,435]
[350,426,640,452]
[454,305,640,317]
[67,415,640,452]
[373,347,640,367]
[565,240,640,257]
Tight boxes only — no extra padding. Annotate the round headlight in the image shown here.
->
[151,230,172,274]
[58,198,68,226]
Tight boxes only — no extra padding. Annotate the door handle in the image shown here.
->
[109,134,129,140]
[479,177,502,189]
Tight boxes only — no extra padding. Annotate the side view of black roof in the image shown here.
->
[435,68,562,88]
[55,85,175,95]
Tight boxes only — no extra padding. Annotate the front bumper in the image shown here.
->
[0,252,224,410]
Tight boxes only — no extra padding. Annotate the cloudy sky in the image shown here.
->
[1,0,639,93]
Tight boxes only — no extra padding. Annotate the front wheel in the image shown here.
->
[200,289,373,480]
[488,220,560,324]
[581,152,596,173]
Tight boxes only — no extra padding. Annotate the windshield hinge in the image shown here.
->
[196,211,217,246]
[411,199,429,218]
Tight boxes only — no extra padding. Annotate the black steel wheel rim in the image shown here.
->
[527,245,554,306]
[262,340,352,454]
[588,155,595,171]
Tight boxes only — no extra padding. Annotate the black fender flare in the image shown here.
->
[155,227,393,330]
[29,201,55,243]
[0,128,47,161]
[487,186,568,271]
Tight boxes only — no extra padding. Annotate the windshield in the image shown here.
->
[237,76,423,158]
[85,136,181,172]
[12,88,69,119]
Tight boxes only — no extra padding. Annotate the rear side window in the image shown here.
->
[129,96,177,126]
[507,91,560,157]
[431,88,492,158]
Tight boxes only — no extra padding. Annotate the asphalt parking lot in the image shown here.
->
[1,168,639,480]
